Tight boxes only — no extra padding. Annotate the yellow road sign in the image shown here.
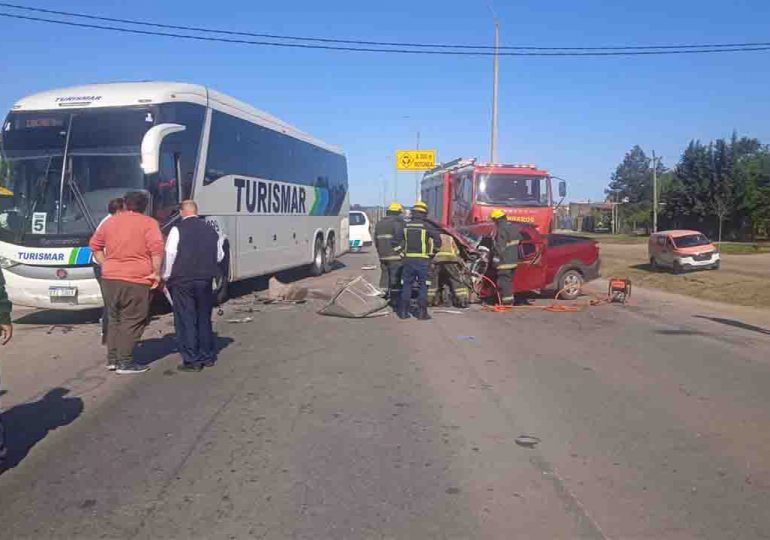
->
[396,150,436,171]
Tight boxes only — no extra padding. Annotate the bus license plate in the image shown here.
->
[49,286,77,299]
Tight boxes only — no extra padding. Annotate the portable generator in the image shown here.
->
[608,277,632,304]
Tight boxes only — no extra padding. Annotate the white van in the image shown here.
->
[348,211,372,251]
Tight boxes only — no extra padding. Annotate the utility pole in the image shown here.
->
[415,130,421,201]
[490,18,500,163]
[652,150,658,233]
[393,164,398,202]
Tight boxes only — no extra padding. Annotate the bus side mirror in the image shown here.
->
[140,123,186,175]
[558,180,567,198]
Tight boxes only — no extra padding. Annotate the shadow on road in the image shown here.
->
[694,315,770,336]
[134,333,235,366]
[0,388,83,472]
[13,308,101,327]
[656,328,708,336]
[227,260,347,301]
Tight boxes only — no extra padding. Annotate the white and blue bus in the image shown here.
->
[0,82,349,309]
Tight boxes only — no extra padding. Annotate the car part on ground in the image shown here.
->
[318,276,388,318]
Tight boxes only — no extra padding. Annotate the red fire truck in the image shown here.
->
[420,158,566,232]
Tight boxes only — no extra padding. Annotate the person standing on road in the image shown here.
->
[94,197,124,346]
[89,191,164,374]
[394,201,441,321]
[374,202,405,303]
[0,268,13,471]
[491,209,522,306]
[163,200,224,372]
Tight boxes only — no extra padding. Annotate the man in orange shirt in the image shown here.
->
[89,191,164,374]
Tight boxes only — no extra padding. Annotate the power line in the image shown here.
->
[3,11,770,56]
[2,1,770,52]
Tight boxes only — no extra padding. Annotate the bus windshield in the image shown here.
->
[476,174,549,207]
[0,108,152,241]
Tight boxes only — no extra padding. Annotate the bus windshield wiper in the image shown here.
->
[65,172,98,232]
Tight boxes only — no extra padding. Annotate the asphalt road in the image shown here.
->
[1,251,770,539]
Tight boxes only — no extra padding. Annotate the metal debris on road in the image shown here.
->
[433,309,464,315]
[457,335,476,341]
[361,265,377,270]
[318,276,388,318]
[226,317,254,324]
[515,435,541,449]
[46,325,74,335]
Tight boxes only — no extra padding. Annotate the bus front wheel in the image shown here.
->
[213,245,230,305]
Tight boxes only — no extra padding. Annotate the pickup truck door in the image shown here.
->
[513,231,547,292]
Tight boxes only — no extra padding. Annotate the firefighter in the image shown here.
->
[429,233,470,308]
[491,209,522,305]
[393,201,441,320]
[374,202,405,302]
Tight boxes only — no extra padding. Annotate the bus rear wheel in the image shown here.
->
[310,235,325,276]
[323,233,336,273]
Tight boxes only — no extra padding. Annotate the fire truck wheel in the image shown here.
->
[557,269,584,300]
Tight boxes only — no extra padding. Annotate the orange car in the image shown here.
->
[648,230,720,273]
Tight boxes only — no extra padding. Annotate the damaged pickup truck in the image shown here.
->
[431,220,601,304]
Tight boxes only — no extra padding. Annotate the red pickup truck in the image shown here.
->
[442,221,601,301]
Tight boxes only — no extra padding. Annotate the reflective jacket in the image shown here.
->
[374,214,404,261]
[494,220,522,270]
[394,216,442,259]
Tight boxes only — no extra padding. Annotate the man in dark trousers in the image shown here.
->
[90,191,164,374]
[0,268,13,471]
[490,209,522,306]
[394,201,441,321]
[163,200,224,372]
[374,202,405,302]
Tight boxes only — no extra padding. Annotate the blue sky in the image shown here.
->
[1,0,769,205]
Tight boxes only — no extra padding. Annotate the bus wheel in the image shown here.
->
[213,245,230,305]
[323,233,336,273]
[310,235,325,276]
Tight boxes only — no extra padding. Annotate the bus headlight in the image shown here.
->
[0,256,19,269]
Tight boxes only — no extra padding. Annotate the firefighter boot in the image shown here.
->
[416,302,432,321]
[397,300,410,320]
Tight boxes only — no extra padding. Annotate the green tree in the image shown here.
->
[606,146,665,233]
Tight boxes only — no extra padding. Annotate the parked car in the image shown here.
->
[348,211,372,252]
[648,230,720,273]
[452,221,601,300]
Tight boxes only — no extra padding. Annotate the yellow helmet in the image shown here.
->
[490,209,507,220]
[413,200,428,213]
[387,202,403,213]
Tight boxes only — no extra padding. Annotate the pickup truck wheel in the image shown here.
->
[673,261,683,274]
[650,257,659,272]
[557,269,584,300]
[711,260,720,270]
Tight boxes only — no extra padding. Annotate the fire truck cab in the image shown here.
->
[421,158,566,232]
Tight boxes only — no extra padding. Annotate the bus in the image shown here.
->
[0,81,349,310]
[421,158,566,232]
